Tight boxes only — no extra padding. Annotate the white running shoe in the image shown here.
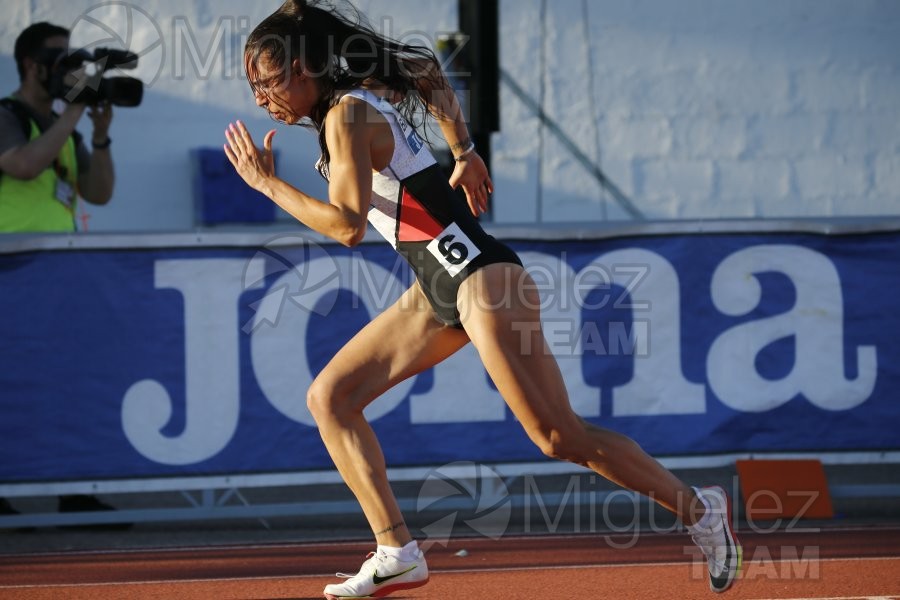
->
[690,486,742,593]
[323,547,429,599]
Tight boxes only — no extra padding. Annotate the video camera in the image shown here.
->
[37,46,143,107]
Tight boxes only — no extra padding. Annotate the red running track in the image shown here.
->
[0,526,898,599]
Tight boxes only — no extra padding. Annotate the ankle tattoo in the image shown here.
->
[374,521,407,536]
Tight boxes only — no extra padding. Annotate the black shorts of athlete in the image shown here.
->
[401,235,523,329]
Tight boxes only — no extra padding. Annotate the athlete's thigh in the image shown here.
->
[457,264,580,435]
[316,282,470,410]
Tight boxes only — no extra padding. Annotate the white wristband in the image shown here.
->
[454,141,476,162]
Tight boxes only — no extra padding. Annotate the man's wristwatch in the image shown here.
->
[92,137,112,150]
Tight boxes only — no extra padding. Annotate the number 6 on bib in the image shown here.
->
[427,222,481,277]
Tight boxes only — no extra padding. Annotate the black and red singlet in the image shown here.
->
[341,89,521,328]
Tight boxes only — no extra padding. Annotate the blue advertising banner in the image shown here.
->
[1,229,898,483]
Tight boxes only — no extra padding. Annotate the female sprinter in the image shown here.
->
[225,1,740,597]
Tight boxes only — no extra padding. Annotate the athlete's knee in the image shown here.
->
[306,376,357,423]
[306,379,331,423]
[307,370,377,423]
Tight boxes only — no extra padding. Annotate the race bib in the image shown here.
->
[427,223,481,277]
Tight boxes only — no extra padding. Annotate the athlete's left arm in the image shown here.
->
[413,60,492,217]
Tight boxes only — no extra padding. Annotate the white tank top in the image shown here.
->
[332,88,521,327]
[339,89,437,247]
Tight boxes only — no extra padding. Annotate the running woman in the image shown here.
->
[225,1,741,597]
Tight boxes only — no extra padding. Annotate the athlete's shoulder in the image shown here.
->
[326,94,385,135]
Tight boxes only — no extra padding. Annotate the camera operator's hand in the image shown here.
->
[88,102,113,145]
[59,100,87,131]
[61,101,87,118]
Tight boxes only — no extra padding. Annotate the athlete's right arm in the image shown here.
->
[0,103,85,180]
[224,102,372,247]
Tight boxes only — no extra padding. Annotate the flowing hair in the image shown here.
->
[244,0,450,179]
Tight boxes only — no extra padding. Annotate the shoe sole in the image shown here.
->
[705,485,742,593]
[324,575,429,599]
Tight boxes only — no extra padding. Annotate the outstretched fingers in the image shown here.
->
[224,121,278,191]
[236,120,255,148]
[224,123,245,159]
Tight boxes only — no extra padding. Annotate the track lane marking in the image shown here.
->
[1,556,898,590]
[2,524,899,560]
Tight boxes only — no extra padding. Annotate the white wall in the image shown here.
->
[1,0,897,231]
[493,0,900,222]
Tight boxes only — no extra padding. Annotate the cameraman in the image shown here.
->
[0,22,114,233]
[0,22,125,529]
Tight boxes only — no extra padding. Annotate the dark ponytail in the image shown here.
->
[245,0,448,179]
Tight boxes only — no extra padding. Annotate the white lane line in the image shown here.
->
[1,556,898,590]
[4,525,899,560]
